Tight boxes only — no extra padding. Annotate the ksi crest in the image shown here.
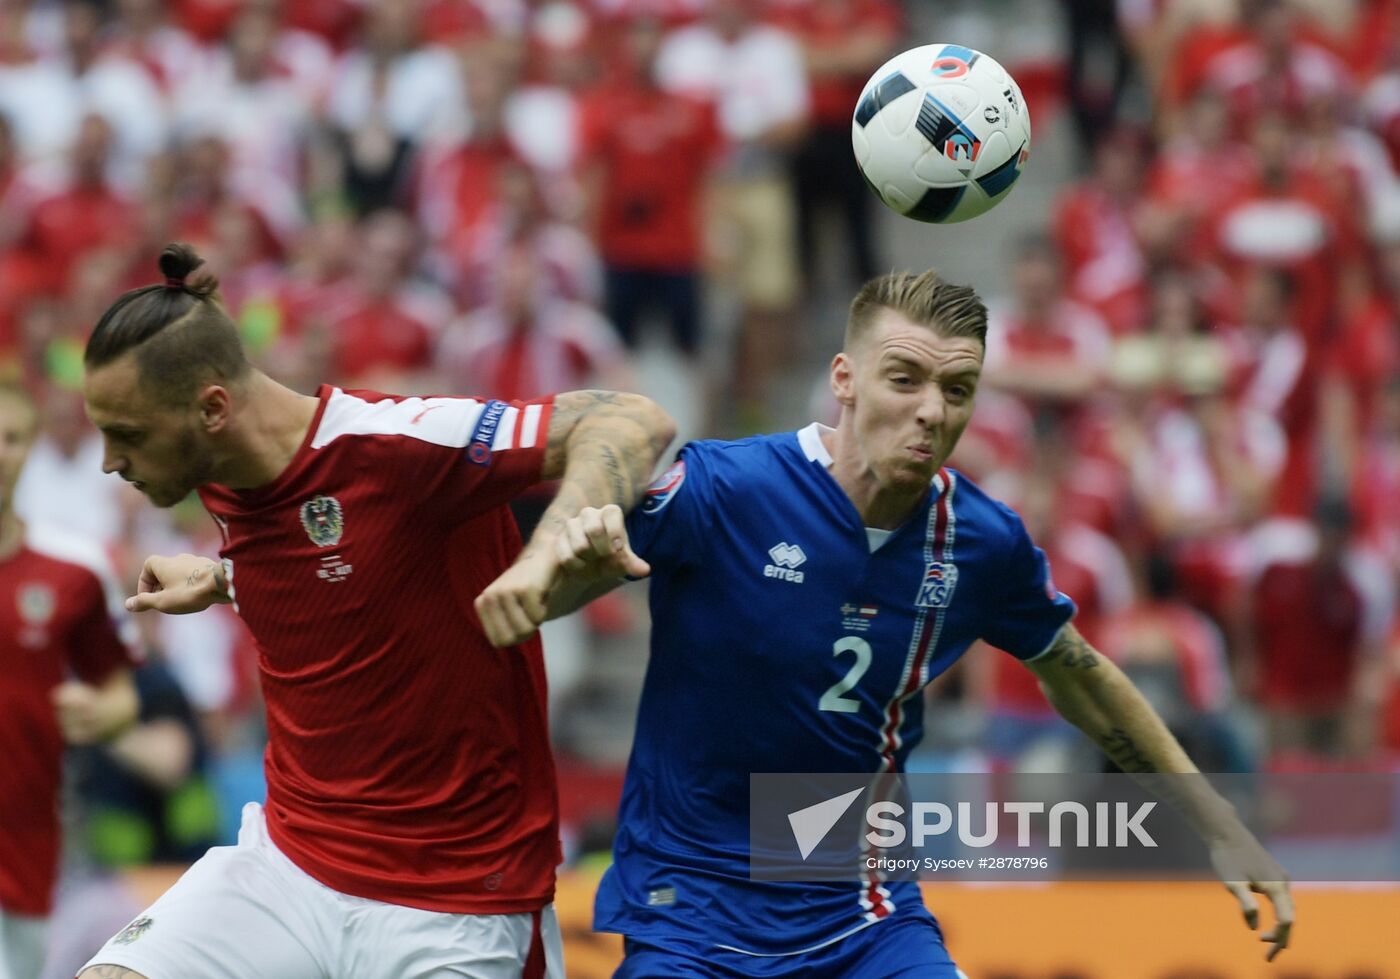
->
[299,495,344,548]
[914,561,959,608]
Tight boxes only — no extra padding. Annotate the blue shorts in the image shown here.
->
[614,914,962,979]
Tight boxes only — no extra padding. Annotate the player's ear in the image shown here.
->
[196,384,233,434]
[831,352,856,407]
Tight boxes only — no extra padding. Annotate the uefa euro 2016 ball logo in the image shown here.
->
[299,495,344,548]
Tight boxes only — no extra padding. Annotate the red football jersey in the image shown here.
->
[0,525,136,916]
[197,386,559,914]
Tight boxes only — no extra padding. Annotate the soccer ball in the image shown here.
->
[852,43,1031,224]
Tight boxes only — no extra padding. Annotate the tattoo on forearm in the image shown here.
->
[1044,630,1100,669]
[1101,727,1158,773]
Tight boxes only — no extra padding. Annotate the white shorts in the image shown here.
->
[0,909,46,979]
[82,803,563,979]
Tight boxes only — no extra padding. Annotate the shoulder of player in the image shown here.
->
[680,431,806,486]
[943,469,1030,542]
[21,523,117,590]
[310,386,511,454]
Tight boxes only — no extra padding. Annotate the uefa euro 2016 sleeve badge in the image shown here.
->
[299,495,344,548]
[112,916,154,945]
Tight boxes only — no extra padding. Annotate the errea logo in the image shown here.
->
[765,542,807,583]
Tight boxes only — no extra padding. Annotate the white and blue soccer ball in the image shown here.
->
[852,43,1032,224]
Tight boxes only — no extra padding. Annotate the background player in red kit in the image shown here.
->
[76,244,675,979]
[0,382,139,979]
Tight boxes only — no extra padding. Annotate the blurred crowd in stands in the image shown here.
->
[3,1,1400,947]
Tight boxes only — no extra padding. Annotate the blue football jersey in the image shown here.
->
[595,424,1076,958]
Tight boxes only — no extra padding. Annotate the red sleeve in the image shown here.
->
[66,569,137,684]
[404,395,556,521]
[697,98,723,161]
[578,92,613,164]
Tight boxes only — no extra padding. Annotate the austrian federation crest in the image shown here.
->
[299,495,344,548]
[113,915,154,945]
[17,583,56,624]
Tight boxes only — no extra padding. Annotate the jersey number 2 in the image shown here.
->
[819,637,872,713]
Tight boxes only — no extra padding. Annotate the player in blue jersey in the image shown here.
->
[478,271,1294,976]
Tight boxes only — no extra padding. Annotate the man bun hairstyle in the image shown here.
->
[846,269,988,350]
[159,242,221,297]
[85,243,250,404]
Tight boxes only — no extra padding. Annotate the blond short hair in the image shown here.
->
[845,270,987,350]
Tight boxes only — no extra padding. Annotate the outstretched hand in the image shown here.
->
[1210,830,1294,961]
[126,553,230,615]
[476,505,647,648]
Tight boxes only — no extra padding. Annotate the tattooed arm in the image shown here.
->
[531,390,676,548]
[475,390,675,647]
[1026,624,1193,775]
[1027,623,1294,960]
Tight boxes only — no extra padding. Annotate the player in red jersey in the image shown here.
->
[0,383,139,979]
[76,243,675,979]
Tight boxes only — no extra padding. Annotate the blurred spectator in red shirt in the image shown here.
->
[507,2,598,176]
[1098,552,1252,771]
[1196,0,1352,125]
[1206,110,1365,342]
[437,238,630,404]
[974,468,1134,771]
[1141,87,1256,267]
[171,3,324,223]
[323,208,449,388]
[104,0,203,95]
[243,216,359,393]
[582,15,720,354]
[773,0,899,287]
[323,0,465,216]
[1242,498,1395,758]
[0,0,165,175]
[1052,125,1150,336]
[165,135,288,262]
[1352,373,1400,573]
[1112,274,1283,620]
[416,45,518,271]
[1230,266,1333,518]
[1329,245,1400,433]
[656,0,809,424]
[1,114,137,304]
[984,233,1113,422]
[455,160,601,310]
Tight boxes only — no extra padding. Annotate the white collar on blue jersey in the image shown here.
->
[797,423,834,467]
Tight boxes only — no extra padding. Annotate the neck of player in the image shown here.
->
[215,373,321,490]
[0,501,20,560]
[821,428,929,531]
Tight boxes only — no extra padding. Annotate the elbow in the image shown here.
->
[628,394,677,459]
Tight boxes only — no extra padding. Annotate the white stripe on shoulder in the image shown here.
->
[797,422,834,466]
[311,389,486,450]
[491,406,521,450]
[25,523,138,646]
[520,403,544,449]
